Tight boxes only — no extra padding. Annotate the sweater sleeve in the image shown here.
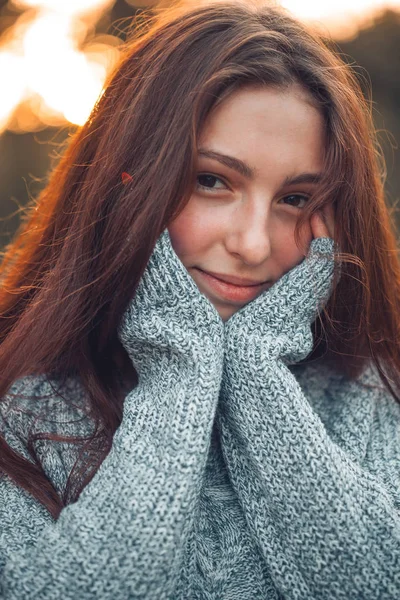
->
[219,237,400,599]
[217,357,400,599]
[0,229,224,600]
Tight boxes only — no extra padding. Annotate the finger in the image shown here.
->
[324,204,336,239]
[311,211,331,239]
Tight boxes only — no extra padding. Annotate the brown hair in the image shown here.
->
[1,0,400,519]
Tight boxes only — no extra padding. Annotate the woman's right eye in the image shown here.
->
[196,174,228,193]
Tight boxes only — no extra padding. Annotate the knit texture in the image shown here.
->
[1,228,400,599]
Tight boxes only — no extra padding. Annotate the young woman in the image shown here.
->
[0,0,399,598]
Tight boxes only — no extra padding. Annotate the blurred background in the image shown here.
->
[0,0,399,248]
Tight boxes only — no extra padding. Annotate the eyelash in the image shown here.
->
[196,173,311,209]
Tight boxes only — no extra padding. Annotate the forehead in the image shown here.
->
[203,83,324,137]
[199,84,326,178]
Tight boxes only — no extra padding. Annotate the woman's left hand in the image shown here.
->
[310,205,335,240]
[224,209,337,366]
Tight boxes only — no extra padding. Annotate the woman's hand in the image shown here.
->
[118,228,224,383]
[224,210,337,365]
[310,205,335,240]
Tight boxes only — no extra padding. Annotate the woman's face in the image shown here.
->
[168,84,327,322]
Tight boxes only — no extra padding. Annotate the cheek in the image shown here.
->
[167,216,191,258]
[167,201,217,259]
[271,219,312,274]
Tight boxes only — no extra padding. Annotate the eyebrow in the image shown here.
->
[198,148,324,186]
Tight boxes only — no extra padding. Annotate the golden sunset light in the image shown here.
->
[0,0,120,133]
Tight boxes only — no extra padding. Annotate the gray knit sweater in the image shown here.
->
[0,229,399,599]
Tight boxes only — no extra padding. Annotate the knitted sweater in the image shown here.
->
[0,229,399,599]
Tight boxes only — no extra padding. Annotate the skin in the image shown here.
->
[168,84,335,322]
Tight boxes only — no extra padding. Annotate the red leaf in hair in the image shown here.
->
[121,172,133,185]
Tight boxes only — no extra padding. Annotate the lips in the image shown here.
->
[199,270,267,287]
[194,268,271,304]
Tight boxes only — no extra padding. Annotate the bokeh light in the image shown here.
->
[0,0,119,133]
[10,0,114,17]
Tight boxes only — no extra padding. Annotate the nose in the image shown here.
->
[226,201,272,266]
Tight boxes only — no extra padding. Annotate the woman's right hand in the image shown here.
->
[118,228,225,382]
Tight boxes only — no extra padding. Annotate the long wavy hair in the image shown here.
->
[1,0,400,519]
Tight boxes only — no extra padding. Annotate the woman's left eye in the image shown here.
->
[196,174,228,192]
[280,194,310,209]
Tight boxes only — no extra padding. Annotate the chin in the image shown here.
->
[216,306,239,322]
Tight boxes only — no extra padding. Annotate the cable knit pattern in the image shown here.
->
[1,230,400,599]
